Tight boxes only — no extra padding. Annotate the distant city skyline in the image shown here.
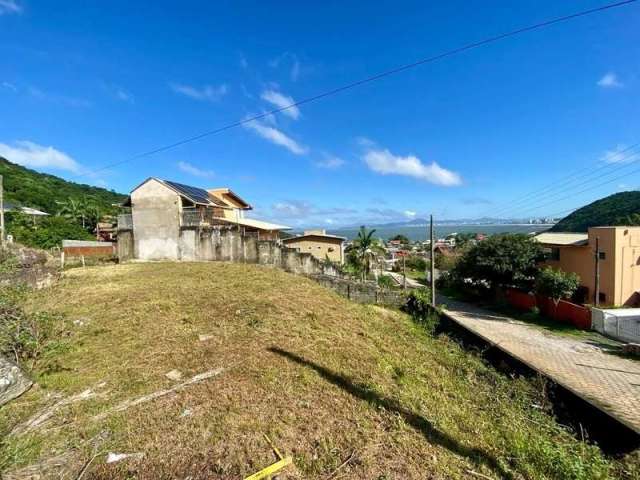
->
[2,1,639,227]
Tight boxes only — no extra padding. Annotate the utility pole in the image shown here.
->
[402,254,406,289]
[430,214,436,306]
[0,174,5,246]
[594,237,600,306]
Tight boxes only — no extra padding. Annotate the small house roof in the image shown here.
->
[534,232,588,246]
[124,177,227,207]
[215,216,291,231]
[3,202,49,216]
[207,188,252,210]
[283,232,346,243]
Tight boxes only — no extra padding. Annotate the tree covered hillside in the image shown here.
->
[0,157,125,213]
[551,191,640,232]
[1,157,127,248]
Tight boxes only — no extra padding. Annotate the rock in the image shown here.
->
[106,452,144,464]
[180,408,193,417]
[622,343,640,357]
[198,334,214,342]
[0,356,33,407]
[165,369,183,381]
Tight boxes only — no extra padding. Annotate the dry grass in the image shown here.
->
[0,262,631,479]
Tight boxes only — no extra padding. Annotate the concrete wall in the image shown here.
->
[131,179,181,260]
[119,225,337,276]
[283,236,344,263]
[117,230,134,261]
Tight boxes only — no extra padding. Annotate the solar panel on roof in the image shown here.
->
[164,180,213,205]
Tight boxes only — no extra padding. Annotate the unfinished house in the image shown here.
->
[118,178,290,261]
[282,229,346,264]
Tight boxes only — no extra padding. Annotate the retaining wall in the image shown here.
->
[118,226,339,277]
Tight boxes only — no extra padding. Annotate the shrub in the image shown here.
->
[377,275,395,290]
[402,289,440,334]
[0,287,66,368]
[453,234,544,291]
[535,267,580,304]
[7,214,94,250]
[405,255,427,272]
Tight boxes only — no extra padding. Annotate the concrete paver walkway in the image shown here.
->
[440,297,640,435]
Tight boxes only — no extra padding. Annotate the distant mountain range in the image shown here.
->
[364,217,552,228]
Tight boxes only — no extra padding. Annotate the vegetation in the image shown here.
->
[0,157,125,214]
[0,262,631,479]
[452,233,545,291]
[535,267,580,304]
[345,226,385,280]
[0,158,125,248]
[389,234,410,244]
[551,191,640,232]
[7,213,94,250]
[0,286,66,369]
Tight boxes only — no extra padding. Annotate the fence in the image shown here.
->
[592,308,640,343]
[61,240,115,268]
[310,274,405,307]
[504,288,591,330]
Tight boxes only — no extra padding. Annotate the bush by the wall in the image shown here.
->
[402,288,440,334]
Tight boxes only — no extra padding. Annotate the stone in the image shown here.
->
[0,357,32,407]
[198,334,214,342]
[165,369,183,381]
[106,452,144,464]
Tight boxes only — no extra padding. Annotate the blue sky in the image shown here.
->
[1,0,639,227]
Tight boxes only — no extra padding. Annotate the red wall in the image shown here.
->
[504,288,591,330]
[63,246,115,257]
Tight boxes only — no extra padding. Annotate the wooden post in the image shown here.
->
[430,214,436,306]
[594,237,600,306]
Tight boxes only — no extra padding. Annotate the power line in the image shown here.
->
[491,144,640,218]
[73,0,639,179]
[487,143,640,218]
[515,156,640,216]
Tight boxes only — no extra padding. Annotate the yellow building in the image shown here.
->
[536,226,640,306]
[283,229,345,264]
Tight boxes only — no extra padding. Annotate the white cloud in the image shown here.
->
[315,154,345,169]
[363,148,461,186]
[1,81,17,92]
[0,0,21,14]
[597,72,623,89]
[260,89,300,119]
[243,120,307,155]
[601,144,640,164]
[239,54,248,69]
[114,88,133,103]
[325,218,334,224]
[177,161,215,179]
[0,140,81,172]
[171,83,228,102]
[27,86,91,108]
[272,201,311,218]
[404,210,416,218]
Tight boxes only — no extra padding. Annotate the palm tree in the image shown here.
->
[352,226,385,281]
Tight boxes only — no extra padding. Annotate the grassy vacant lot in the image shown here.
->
[0,262,636,479]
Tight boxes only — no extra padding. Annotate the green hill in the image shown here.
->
[551,191,640,232]
[0,157,125,213]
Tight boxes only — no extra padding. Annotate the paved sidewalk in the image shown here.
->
[440,297,640,435]
[386,271,423,289]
